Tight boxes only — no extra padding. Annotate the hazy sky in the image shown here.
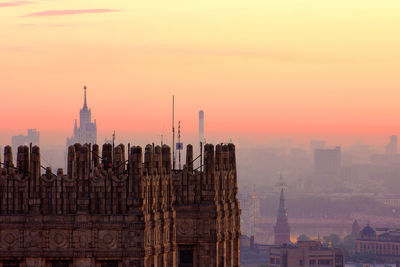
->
[1,0,400,146]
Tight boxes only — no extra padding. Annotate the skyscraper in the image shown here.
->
[12,129,40,152]
[274,188,291,245]
[11,129,40,161]
[386,135,398,154]
[66,86,97,147]
[314,146,341,176]
[199,110,204,145]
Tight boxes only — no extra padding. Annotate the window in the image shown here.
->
[2,260,19,267]
[100,261,119,267]
[48,191,53,213]
[50,261,72,267]
[179,245,194,267]
[129,260,141,267]
[335,255,344,267]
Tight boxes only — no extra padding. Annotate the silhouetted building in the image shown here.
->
[0,142,240,267]
[386,135,398,154]
[269,240,345,267]
[11,129,39,160]
[352,220,361,235]
[240,235,270,267]
[274,188,291,245]
[310,139,325,152]
[314,146,341,176]
[66,86,97,147]
[249,187,260,236]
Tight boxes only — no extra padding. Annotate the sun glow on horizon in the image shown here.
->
[1,0,400,146]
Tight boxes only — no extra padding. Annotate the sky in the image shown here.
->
[1,0,400,147]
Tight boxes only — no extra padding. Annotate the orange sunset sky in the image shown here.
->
[1,0,400,147]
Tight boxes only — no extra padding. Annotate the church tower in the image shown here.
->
[274,188,291,245]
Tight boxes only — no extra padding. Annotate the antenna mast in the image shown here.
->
[172,95,175,170]
[178,121,181,170]
[112,131,115,165]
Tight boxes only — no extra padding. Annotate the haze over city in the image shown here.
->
[2,0,400,147]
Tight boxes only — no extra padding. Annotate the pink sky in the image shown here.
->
[1,0,400,147]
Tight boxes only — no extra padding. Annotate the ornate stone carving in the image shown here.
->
[24,230,41,248]
[73,230,91,249]
[177,220,194,237]
[49,230,68,248]
[1,230,19,248]
[99,230,117,249]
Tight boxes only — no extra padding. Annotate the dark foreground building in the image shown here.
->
[0,143,240,267]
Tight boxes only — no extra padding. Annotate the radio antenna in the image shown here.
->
[172,95,175,170]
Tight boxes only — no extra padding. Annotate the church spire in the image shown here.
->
[83,85,87,109]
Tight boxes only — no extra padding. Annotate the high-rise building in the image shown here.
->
[11,129,40,154]
[66,86,97,147]
[386,135,398,154]
[309,139,325,152]
[274,188,291,245]
[314,146,341,176]
[199,110,204,144]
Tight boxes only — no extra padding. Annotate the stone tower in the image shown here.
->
[0,142,240,267]
[274,188,291,245]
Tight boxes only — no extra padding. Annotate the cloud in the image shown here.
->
[0,1,34,7]
[22,9,120,17]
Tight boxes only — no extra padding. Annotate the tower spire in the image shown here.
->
[83,85,87,109]
[274,177,291,245]
[278,188,287,217]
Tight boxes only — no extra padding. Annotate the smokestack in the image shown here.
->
[199,110,204,145]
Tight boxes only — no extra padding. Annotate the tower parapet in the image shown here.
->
[0,142,240,267]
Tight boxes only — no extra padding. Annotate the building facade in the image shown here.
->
[0,143,240,267]
[274,188,290,245]
[66,86,97,147]
[269,241,345,267]
[355,225,400,261]
[314,147,341,176]
[11,129,40,160]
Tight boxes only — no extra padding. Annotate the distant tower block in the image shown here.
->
[199,110,204,144]
[386,135,398,154]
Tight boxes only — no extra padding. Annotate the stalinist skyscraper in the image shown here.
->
[66,86,97,147]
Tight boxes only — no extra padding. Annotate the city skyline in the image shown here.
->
[1,0,400,147]
[2,1,400,266]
